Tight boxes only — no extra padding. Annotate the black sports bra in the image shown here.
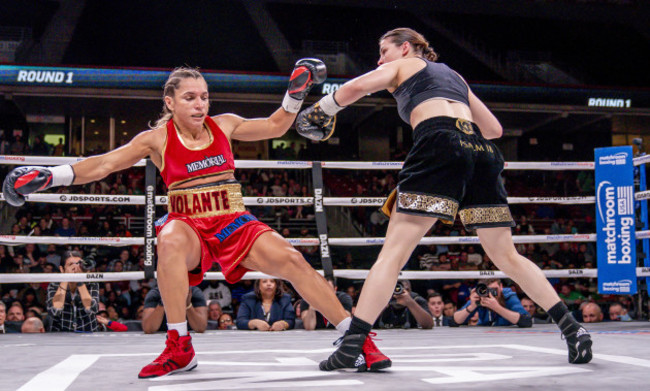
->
[391,59,469,124]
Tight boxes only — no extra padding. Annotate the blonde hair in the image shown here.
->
[380,27,438,62]
[150,66,205,129]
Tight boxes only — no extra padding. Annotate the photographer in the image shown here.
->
[376,280,433,329]
[453,279,531,327]
[46,251,100,332]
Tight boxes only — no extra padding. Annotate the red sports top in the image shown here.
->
[160,116,235,188]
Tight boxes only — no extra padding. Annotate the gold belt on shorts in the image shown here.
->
[167,183,246,218]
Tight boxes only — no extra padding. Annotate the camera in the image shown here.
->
[476,283,498,298]
[394,282,405,295]
[81,248,98,271]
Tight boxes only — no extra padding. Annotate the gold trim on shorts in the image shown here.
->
[381,189,397,217]
[167,183,246,218]
[459,206,514,227]
[398,191,459,221]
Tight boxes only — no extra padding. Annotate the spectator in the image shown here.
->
[0,301,6,333]
[202,281,232,310]
[608,302,631,322]
[31,135,50,156]
[207,301,223,322]
[376,280,433,329]
[417,244,439,270]
[465,246,483,267]
[427,292,450,327]
[54,218,76,237]
[218,313,235,330]
[5,303,25,333]
[108,249,131,272]
[467,311,480,326]
[235,279,294,331]
[44,244,61,267]
[443,300,457,318]
[142,286,207,334]
[581,302,603,323]
[558,283,585,310]
[47,251,100,332]
[52,137,65,156]
[453,279,531,327]
[521,296,550,324]
[301,277,353,330]
[21,317,45,333]
[10,135,27,155]
[516,215,535,235]
[0,245,13,272]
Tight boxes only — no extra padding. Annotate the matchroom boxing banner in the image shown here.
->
[595,146,637,295]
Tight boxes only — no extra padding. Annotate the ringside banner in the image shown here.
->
[595,146,637,294]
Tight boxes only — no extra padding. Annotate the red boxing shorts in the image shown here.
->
[156,182,274,285]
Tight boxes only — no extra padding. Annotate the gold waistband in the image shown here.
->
[167,183,246,218]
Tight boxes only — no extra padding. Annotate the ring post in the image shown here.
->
[311,161,334,279]
[144,159,156,279]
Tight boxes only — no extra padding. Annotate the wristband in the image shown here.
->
[186,303,193,310]
[282,92,303,113]
[50,165,75,187]
[465,306,473,313]
[319,92,345,116]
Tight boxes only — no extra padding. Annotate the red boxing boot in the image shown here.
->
[138,330,197,378]
[362,332,392,371]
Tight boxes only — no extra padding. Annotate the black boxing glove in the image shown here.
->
[282,58,327,113]
[2,165,75,207]
[296,92,345,141]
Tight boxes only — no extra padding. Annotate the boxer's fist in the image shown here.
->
[2,165,74,207]
[288,58,327,100]
[283,58,327,113]
[296,103,336,142]
[3,166,53,206]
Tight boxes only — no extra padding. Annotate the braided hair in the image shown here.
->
[380,27,439,62]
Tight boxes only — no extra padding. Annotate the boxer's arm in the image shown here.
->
[296,62,399,141]
[468,90,502,139]
[71,129,157,184]
[329,62,400,107]
[222,58,326,142]
[219,110,297,142]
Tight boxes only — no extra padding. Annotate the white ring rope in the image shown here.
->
[0,233,604,247]
[3,267,650,284]
[0,156,312,169]
[633,154,650,166]
[4,154,646,168]
[2,156,599,170]
[0,193,598,206]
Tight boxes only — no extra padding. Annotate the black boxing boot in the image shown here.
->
[558,313,593,364]
[319,332,367,372]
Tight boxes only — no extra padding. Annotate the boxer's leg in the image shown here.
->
[477,227,592,364]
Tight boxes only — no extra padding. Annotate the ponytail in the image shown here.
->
[380,27,439,62]
[422,46,438,62]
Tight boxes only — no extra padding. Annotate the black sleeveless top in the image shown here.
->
[391,59,469,124]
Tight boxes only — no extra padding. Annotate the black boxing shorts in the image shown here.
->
[381,116,515,230]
